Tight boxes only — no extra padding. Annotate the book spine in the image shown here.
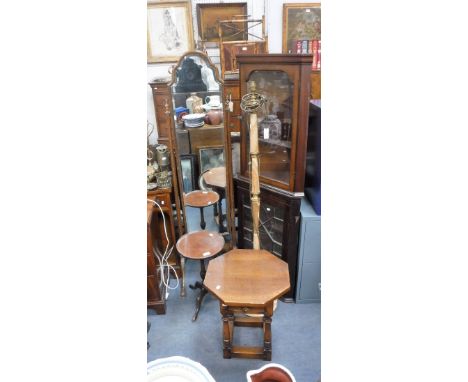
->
[308,40,313,55]
[311,40,319,70]
[296,40,302,54]
[317,40,321,70]
[302,40,308,54]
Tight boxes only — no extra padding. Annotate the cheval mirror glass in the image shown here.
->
[168,51,234,247]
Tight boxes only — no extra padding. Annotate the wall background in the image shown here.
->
[147,0,320,143]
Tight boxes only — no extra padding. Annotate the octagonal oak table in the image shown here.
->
[176,230,225,321]
[183,190,219,230]
[204,249,290,360]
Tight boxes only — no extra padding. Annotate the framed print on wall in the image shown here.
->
[147,1,194,63]
[282,3,321,54]
[196,3,247,43]
[199,146,225,173]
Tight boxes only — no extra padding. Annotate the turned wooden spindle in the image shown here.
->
[241,80,264,250]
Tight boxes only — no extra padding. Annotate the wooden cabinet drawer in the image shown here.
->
[150,193,171,211]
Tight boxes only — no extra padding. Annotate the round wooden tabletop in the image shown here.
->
[202,166,226,188]
[184,190,219,208]
[176,230,225,260]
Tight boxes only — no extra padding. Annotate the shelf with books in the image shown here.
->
[293,39,321,71]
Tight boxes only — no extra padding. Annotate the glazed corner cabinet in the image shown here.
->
[234,54,314,301]
[235,175,301,301]
[237,54,313,193]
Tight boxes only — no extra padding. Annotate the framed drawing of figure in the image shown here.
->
[147,1,194,63]
[282,3,321,54]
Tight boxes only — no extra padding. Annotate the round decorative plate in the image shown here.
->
[184,121,205,128]
[182,113,206,121]
[147,356,216,382]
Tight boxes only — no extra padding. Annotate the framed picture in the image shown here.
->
[196,3,247,43]
[220,40,267,75]
[180,154,197,193]
[147,1,194,63]
[282,3,321,54]
[199,146,225,173]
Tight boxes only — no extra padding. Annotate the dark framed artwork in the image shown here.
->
[180,154,197,193]
[196,3,247,43]
[199,146,225,173]
[282,3,321,54]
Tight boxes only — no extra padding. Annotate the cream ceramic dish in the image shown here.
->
[147,356,216,382]
[182,113,206,125]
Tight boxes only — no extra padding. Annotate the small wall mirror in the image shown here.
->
[168,51,235,246]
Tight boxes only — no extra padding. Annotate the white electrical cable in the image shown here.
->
[147,199,179,293]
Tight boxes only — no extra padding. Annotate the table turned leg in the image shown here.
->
[192,287,208,321]
[189,260,208,321]
[199,207,206,229]
[217,197,225,233]
[199,259,206,280]
[180,257,186,297]
[263,302,274,361]
[221,304,233,358]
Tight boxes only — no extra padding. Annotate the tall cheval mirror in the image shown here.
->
[168,51,235,248]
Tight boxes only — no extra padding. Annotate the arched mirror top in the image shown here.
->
[168,50,223,92]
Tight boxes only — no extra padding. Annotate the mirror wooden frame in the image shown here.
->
[167,51,236,248]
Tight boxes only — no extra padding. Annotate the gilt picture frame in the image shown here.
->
[147,1,194,63]
[282,3,321,54]
[196,3,247,43]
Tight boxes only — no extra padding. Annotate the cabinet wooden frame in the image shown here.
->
[148,79,185,237]
[237,54,312,193]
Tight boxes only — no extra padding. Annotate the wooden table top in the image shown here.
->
[203,166,226,188]
[176,230,225,260]
[204,249,290,307]
[184,190,219,208]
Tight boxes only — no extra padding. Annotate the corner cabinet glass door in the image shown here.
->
[238,54,312,193]
[245,71,294,189]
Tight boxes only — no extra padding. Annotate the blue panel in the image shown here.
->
[296,197,321,303]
